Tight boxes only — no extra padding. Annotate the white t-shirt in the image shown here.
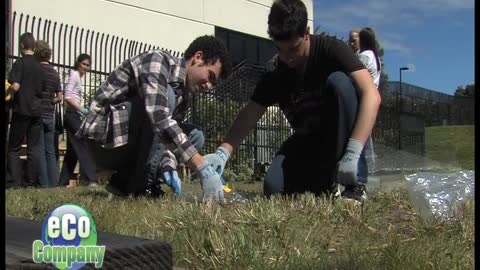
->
[358,50,380,87]
[64,70,83,107]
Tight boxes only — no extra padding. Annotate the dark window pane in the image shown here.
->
[229,33,245,66]
[245,38,258,64]
[259,40,276,65]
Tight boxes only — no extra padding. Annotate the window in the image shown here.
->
[215,27,276,66]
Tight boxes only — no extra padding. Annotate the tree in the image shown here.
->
[454,83,475,97]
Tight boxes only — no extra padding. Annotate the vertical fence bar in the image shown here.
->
[99,33,105,75]
[17,13,23,56]
[79,28,84,55]
[11,12,16,58]
[94,32,100,77]
[36,18,42,40]
[42,19,49,41]
[25,14,30,34]
[110,36,117,71]
[51,21,57,62]
[68,25,73,68]
[30,16,35,37]
[103,34,109,73]
[118,38,124,66]
[124,39,129,60]
[46,20,52,43]
[73,27,79,64]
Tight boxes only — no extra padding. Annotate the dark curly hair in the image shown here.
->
[267,0,308,41]
[183,35,232,79]
[34,40,52,62]
[73,53,91,70]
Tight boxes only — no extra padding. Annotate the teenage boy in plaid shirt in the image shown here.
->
[79,35,232,202]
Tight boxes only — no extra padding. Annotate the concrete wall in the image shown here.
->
[12,0,314,52]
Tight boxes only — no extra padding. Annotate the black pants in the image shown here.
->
[264,72,364,196]
[6,113,42,188]
[58,111,96,186]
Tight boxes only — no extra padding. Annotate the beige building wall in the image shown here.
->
[12,0,313,52]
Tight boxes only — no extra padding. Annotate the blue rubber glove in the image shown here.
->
[196,161,224,202]
[336,138,364,186]
[204,146,230,176]
[162,170,181,197]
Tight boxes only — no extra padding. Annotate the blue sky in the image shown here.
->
[312,0,475,95]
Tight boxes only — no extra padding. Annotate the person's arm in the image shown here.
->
[53,74,63,104]
[6,83,20,96]
[349,69,381,143]
[138,52,200,171]
[219,100,267,154]
[53,91,63,104]
[7,59,23,95]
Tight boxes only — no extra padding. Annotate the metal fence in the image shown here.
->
[186,63,292,172]
[385,82,474,126]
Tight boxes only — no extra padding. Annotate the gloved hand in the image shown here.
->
[196,160,224,202]
[188,128,205,149]
[162,169,182,197]
[82,107,89,115]
[336,138,364,186]
[204,146,230,176]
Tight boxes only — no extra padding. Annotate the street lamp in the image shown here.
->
[398,66,409,150]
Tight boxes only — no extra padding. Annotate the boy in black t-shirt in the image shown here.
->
[205,0,381,202]
[6,33,45,188]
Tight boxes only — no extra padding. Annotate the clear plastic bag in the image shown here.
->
[405,170,474,224]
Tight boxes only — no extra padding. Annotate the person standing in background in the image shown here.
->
[58,54,97,187]
[6,33,44,188]
[35,40,63,188]
[348,28,361,55]
[356,27,382,176]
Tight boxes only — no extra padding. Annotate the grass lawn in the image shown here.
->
[5,181,474,270]
[425,125,475,170]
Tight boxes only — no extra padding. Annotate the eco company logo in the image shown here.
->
[32,204,106,269]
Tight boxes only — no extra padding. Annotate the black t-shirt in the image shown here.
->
[39,62,62,117]
[8,55,45,117]
[251,34,365,129]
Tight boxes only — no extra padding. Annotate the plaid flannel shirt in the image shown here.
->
[78,50,197,163]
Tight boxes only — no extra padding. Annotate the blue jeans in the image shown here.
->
[38,116,59,187]
[357,137,374,183]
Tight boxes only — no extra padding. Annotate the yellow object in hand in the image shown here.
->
[5,80,12,102]
[223,183,233,193]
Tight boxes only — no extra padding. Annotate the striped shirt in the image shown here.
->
[78,50,197,163]
[39,63,62,117]
[64,70,83,109]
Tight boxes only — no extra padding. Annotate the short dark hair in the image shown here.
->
[360,27,381,71]
[73,53,91,70]
[183,35,232,79]
[267,0,308,41]
[20,32,35,50]
[34,40,52,62]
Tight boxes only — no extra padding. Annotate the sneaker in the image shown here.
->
[88,182,100,188]
[105,183,127,197]
[341,184,367,203]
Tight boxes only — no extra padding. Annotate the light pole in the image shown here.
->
[398,66,409,150]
